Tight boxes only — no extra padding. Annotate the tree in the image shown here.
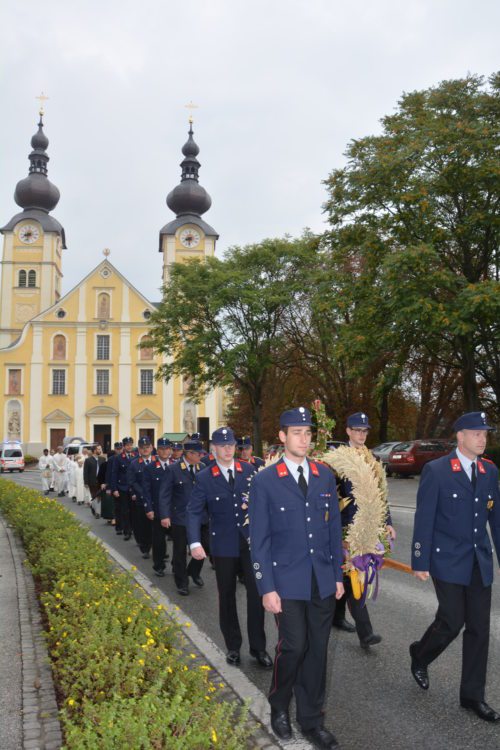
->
[147,235,316,455]
[324,73,500,414]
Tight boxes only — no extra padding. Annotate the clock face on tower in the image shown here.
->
[18,224,40,244]
[179,228,201,248]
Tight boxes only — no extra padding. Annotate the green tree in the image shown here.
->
[147,235,316,454]
[324,73,500,414]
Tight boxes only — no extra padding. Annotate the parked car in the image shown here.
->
[371,441,402,476]
[388,439,454,477]
[0,440,25,473]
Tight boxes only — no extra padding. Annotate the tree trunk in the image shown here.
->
[379,386,389,442]
[252,391,264,458]
[459,337,479,410]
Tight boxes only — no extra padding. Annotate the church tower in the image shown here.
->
[159,118,218,282]
[0,108,66,347]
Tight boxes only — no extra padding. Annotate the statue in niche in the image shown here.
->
[7,406,21,440]
[98,293,110,319]
[53,335,66,360]
[183,402,196,435]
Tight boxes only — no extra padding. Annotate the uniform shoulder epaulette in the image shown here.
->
[309,461,320,477]
[276,462,288,478]
[180,462,186,470]
[477,460,486,474]
[482,457,495,466]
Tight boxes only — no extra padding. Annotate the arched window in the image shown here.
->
[53,334,66,361]
[28,270,36,287]
[140,336,153,360]
[98,292,110,319]
[18,270,27,287]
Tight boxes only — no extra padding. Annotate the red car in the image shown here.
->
[388,439,454,477]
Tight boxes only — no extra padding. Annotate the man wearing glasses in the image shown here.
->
[332,412,396,647]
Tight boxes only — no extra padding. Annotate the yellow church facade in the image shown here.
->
[0,111,224,454]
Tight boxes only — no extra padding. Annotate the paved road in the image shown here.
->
[3,471,500,750]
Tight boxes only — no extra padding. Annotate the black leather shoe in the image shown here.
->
[332,618,356,633]
[226,650,240,666]
[409,642,429,690]
[142,552,150,559]
[249,649,273,668]
[153,567,165,577]
[460,699,500,722]
[360,633,382,648]
[123,533,131,541]
[302,726,339,749]
[190,574,204,587]
[270,710,292,740]
[177,587,189,596]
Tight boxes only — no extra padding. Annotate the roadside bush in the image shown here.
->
[0,482,249,749]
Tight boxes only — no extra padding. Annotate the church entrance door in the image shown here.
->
[93,424,112,454]
[50,428,66,450]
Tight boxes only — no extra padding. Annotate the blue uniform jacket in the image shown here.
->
[200,453,215,467]
[187,460,256,556]
[339,475,393,528]
[249,458,343,601]
[411,451,500,586]
[158,460,205,526]
[110,451,134,492]
[127,457,153,503]
[105,453,117,486]
[142,460,170,515]
[241,455,265,469]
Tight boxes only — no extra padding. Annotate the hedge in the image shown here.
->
[0,482,249,749]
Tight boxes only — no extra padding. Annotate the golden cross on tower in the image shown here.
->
[184,100,198,124]
[35,92,49,116]
[103,248,111,258]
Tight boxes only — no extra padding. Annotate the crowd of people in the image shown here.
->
[35,409,500,750]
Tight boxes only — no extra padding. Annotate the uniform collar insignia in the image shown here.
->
[138,457,143,463]
[276,461,289,478]
[309,460,320,477]
[180,462,186,470]
[211,465,221,477]
[155,461,161,468]
[235,461,243,473]
[121,452,126,458]
[209,453,214,460]
[196,463,201,470]
[450,458,462,472]
[477,460,486,474]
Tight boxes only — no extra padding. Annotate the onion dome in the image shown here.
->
[14,114,60,213]
[166,122,212,217]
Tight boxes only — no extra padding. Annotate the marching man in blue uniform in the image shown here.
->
[249,407,344,750]
[187,427,272,669]
[237,436,265,469]
[410,411,500,722]
[110,437,135,539]
[127,436,154,558]
[142,438,173,577]
[158,438,209,595]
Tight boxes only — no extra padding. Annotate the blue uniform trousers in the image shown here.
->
[333,574,373,640]
[413,561,491,701]
[212,535,266,653]
[114,490,132,535]
[170,522,209,589]
[269,571,335,730]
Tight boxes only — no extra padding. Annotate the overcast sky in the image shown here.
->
[1,0,499,301]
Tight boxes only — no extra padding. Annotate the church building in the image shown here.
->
[0,109,224,454]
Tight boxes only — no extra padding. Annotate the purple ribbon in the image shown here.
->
[350,552,384,606]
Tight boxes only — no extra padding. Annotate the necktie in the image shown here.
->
[227,468,235,489]
[297,465,308,497]
[471,462,477,490]
[189,465,195,481]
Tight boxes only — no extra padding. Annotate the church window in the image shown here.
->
[140,369,154,395]
[96,369,110,395]
[97,292,111,319]
[52,370,66,395]
[53,335,67,361]
[7,369,22,395]
[28,270,36,287]
[18,270,27,287]
[96,335,110,360]
[139,336,153,360]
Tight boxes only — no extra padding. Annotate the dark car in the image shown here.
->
[388,439,454,477]
[371,442,402,475]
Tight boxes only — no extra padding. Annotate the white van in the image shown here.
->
[0,441,25,473]
[63,442,97,457]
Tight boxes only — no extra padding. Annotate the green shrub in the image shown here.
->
[485,446,500,468]
[23,453,38,464]
[0,482,249,749]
